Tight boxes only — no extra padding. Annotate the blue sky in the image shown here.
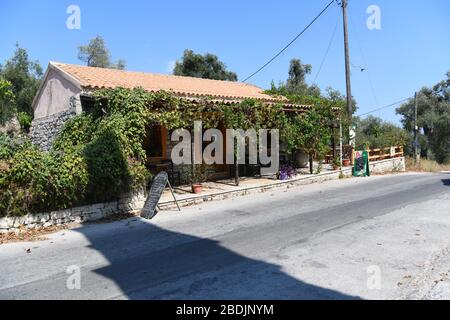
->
[1,0,449,123]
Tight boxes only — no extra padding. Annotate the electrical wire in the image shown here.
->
[242,0,336,82]
[357,97,412,117]
[312,12,340,85]
[347,8,380,108]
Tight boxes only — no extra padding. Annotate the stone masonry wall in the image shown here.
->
[370,157,406,173]
[0,189,146,233]
[29,107,77,151]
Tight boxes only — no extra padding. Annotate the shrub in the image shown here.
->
[0,143,89,217]
[53,114,95,149]
[17,112,32,133]
[83,128,132,203]
[0,89,152,217]
[0,133,30,160]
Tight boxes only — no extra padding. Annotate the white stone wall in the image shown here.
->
[369,157,406,173]
[0,189,146,233]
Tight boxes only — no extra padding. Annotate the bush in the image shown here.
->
[17,112,32,133]
[0,133,30,160]
[0,142,89,217]
[53,114,95,149]
[83,129,132,203]
[0,88,152,217]
[355,116,410,150]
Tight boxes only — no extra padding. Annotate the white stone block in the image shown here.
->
[0,217,13,229]
[88,212,104,221]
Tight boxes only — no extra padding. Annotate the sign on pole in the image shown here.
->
[353,150,370,177]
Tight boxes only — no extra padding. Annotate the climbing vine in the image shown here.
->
[0,87,339,217]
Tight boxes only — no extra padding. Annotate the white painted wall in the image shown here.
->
[33,68,82,119]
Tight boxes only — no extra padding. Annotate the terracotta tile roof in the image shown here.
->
[51,62,287,103]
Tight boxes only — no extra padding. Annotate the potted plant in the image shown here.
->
[343,158,351,167]
[187,164,209,194]
[332,157,340,171]
[294,149,309,168]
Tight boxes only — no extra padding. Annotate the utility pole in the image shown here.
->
[414,91,418,165]
[342,0,353,120]
[341,0,354,165]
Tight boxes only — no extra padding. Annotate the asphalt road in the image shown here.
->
[0,172,449,299]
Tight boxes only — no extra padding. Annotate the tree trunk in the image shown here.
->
[309,153,314,174]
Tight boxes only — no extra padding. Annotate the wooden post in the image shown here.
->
[342,0,354,164]
[167,179,181,211]
[342,0,353,120]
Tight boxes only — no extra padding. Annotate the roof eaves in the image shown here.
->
[50,62,83,90]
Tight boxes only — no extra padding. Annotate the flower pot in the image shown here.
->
[343,159,351,167]
[191,183,202,194]
[295,150,309,168]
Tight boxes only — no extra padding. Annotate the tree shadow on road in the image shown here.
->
[74,219,362,300]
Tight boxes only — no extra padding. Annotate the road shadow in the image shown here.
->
[74,219,362,300]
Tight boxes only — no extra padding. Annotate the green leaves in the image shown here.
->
[396,70,450,164]
[282,105,333,162]
[17,112,32,132]
[0,78,16,125]
[0,141,89,217]
[0,86,340,217]
[0,43,42,117]
[354,115,409,150]
[173,49,237,81]
[78,35,126,70]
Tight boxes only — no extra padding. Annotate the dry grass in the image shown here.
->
[0,212,141,245]
[0,224,70,245]
[405,157,450,173]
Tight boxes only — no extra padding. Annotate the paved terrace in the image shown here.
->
[158,163,352,209]
[158,156,405,210]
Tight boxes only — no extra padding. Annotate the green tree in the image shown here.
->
[114,59,127,70]
[283,104,334,174]
[0,78,16,125]
[0,43,43,117]
[287,58,312,94]
[354,115,410,150]
[78,36,126,70]
[268,59,321,97]
[173,49,237,81]
[396,71,450,164]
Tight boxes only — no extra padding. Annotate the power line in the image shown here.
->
[312,12,340,85]
[357,97,412,117]
[347,9,380,108]
[242,0,336,83]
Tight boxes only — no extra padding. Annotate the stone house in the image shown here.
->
[30,62,311,180]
